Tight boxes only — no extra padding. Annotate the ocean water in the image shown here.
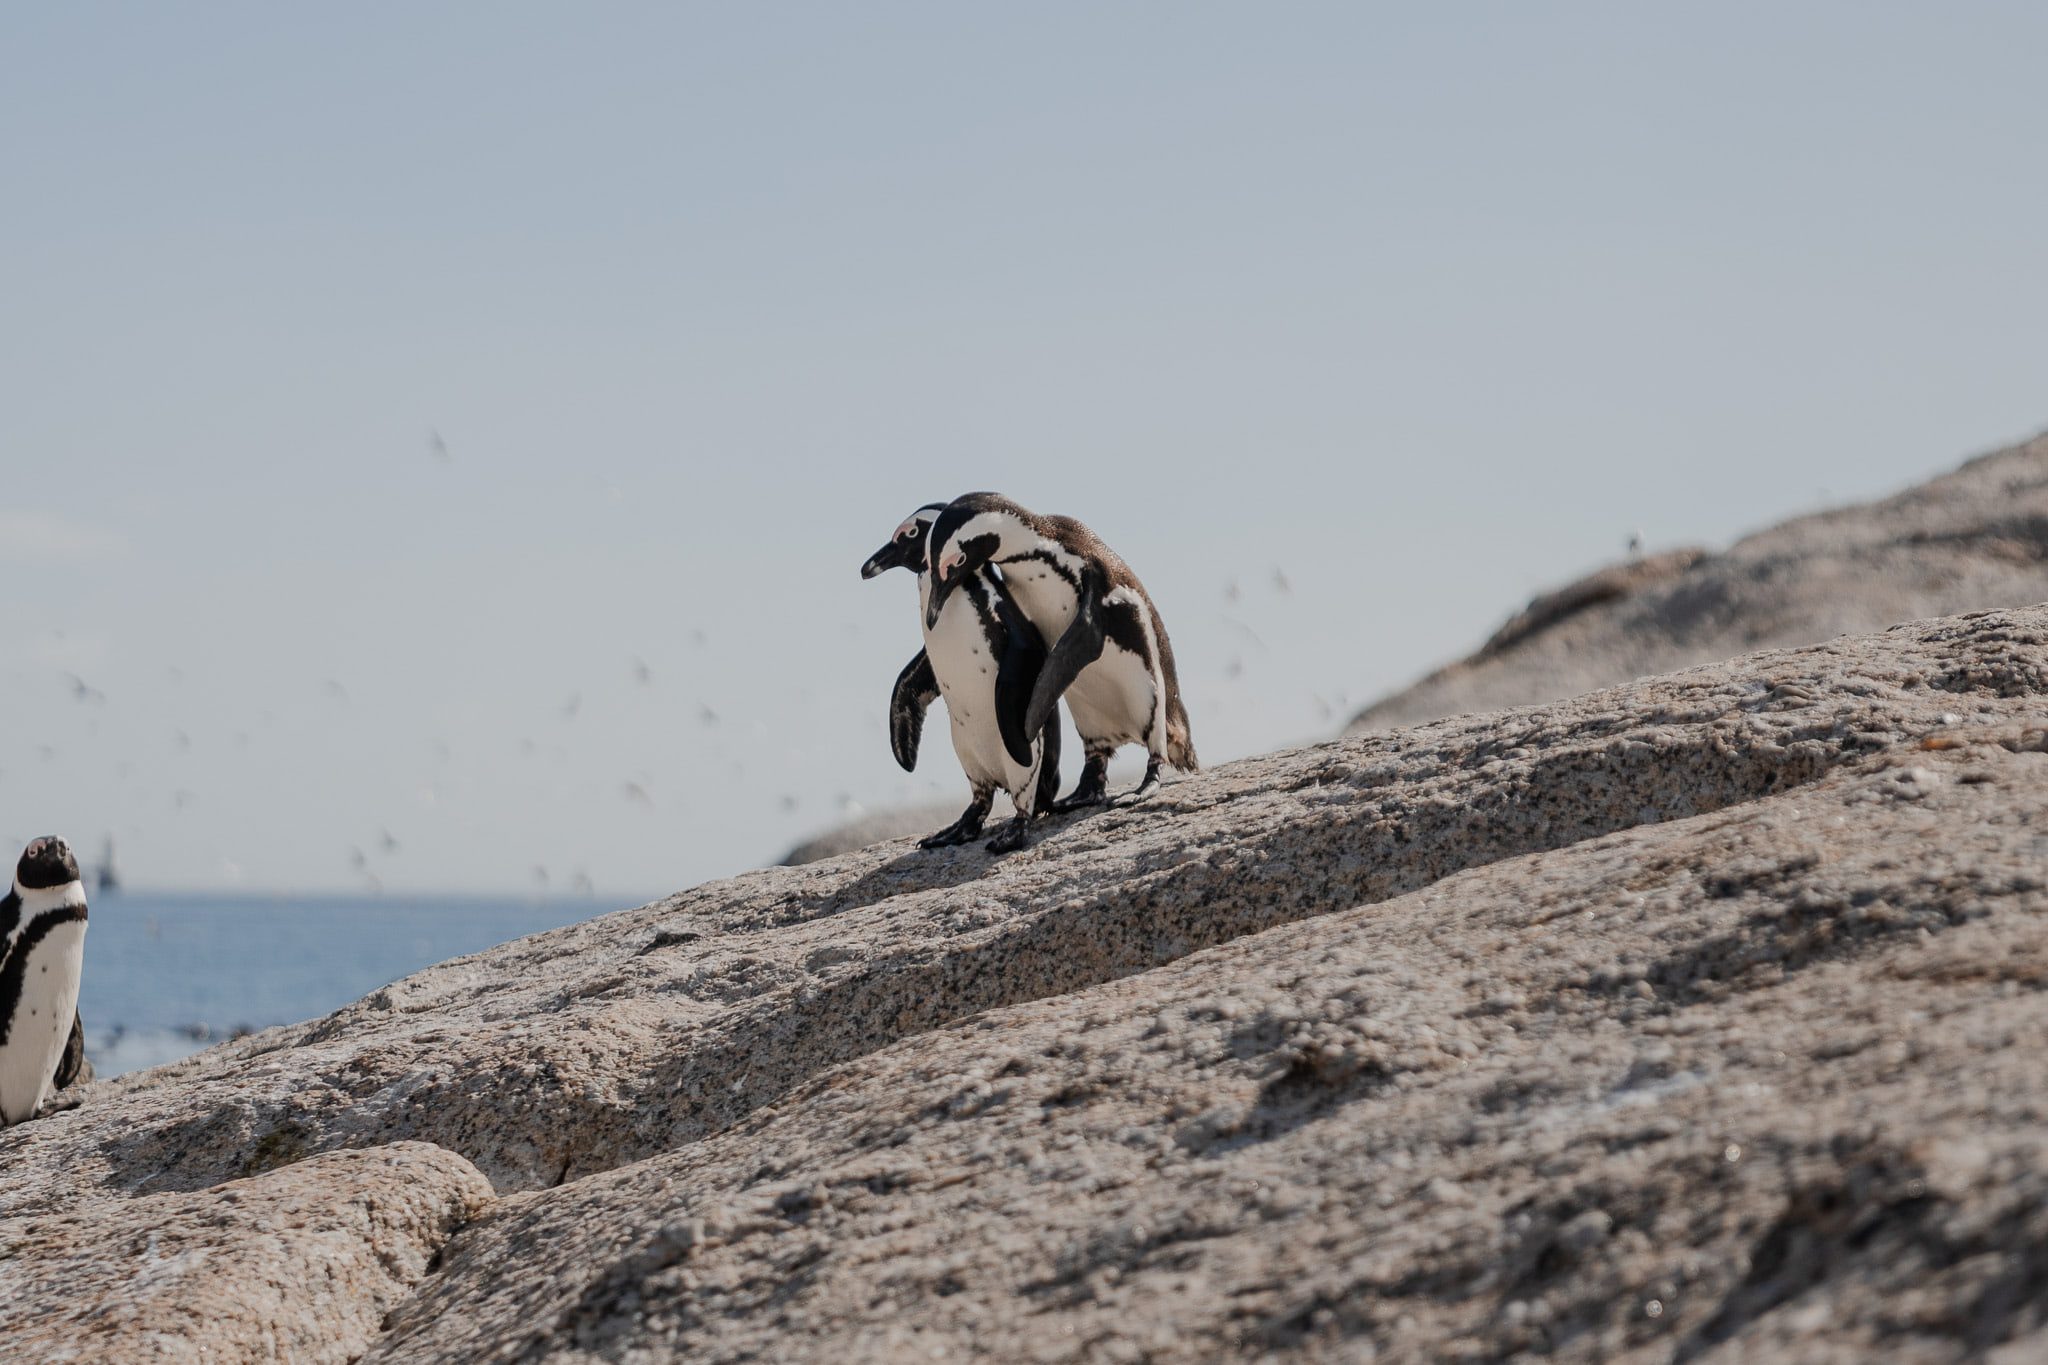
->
[75,889,631,1077]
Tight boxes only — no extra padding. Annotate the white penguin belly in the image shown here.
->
[1063,640,1158,746]
[1005,572,1157,747]
[0,919,86,1125]
[925,580,1035,795]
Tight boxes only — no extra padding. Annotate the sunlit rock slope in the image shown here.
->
[4,607,2046,1362]
[1352,430,2048,733]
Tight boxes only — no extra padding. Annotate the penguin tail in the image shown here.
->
[1151,612,1198,772]
[1167,715,1199,773]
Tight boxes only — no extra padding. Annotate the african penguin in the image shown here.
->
[0,836,89,1126]
[861,503,1063,853]
[925,492,1197,807]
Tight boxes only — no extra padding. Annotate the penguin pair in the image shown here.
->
[863,494,1197,853]
[0,836,91,1126]
[862,505,1060,853]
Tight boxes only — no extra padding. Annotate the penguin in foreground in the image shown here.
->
[861,503,1063,853]
[0,836,90,1126]
[925,493,1197,806]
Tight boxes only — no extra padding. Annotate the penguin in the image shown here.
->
[861,503,1063,853]
[924,493,1198,807]
[0,836,90,1126]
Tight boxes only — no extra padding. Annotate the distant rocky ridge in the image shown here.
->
[1352,430,2048,731]
[4,602,2047,1361]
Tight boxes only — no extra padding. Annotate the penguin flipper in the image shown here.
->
[1032,707,1063,814]
[1024,576,1107,744]
[54,1010,90,1090]
[890,650,940,772]
[995,611,1050,771]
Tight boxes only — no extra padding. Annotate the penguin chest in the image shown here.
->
[924,590,1023,787]
[999,564,1080,646]
[0,918,86,1125]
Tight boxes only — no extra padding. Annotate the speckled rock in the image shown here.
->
[0,1143,491,1363]
[1351,430,2048,732]
[3,606,2046,1362]
[365,727,2048,1363]
[11,611,2036,1217]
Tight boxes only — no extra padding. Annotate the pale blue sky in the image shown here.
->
[4,4,2044,893]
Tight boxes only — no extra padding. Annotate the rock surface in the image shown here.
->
[3,607,2046,1361]
[780,800,975,865]
[0,1144,491,1363]
[373,723,2048,1364]
[1351,430,2048,732]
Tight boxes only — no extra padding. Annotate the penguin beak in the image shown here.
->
[924,570,953,630]
[859,541,897,579]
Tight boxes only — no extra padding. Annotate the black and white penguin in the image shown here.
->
[0,836,90,1126]
[925,493,1197,806]
[861,504,1063,853]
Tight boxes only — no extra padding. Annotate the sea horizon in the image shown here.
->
[77,886,662,1079]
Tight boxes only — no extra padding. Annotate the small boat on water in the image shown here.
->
[94,836,121,895]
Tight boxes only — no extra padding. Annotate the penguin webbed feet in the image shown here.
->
[919,803,989,849]
[919,821,982,849]
[984,815,1031,854]
[1125,756,1166,803]
[1049,756,1110,813]
[34,1090,88,1120]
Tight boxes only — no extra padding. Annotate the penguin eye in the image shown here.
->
[896,523,918,542]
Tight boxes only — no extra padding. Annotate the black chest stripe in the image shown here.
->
[964,574,1011,658]
[1005,549,1084,598]
[0,890,19,943]
[0,905,85,1050]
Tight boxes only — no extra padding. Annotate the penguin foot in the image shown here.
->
[984,817,1030,854]
[918,821,983,849]
[1126,757,1166,802]
[920,796,992,848]
[1051,755,1110,813]
[35,1090,87,1119]
[1056,777,1105,810]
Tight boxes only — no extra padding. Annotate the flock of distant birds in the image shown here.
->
[1,453,1654,1130]
[26,425,1321,892]
[861,492,1200,853]
[0,491,1206,1128]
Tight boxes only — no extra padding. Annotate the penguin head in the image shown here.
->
[859,503,947,581]
[925,493,1031,629]
[15,836,80,892]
